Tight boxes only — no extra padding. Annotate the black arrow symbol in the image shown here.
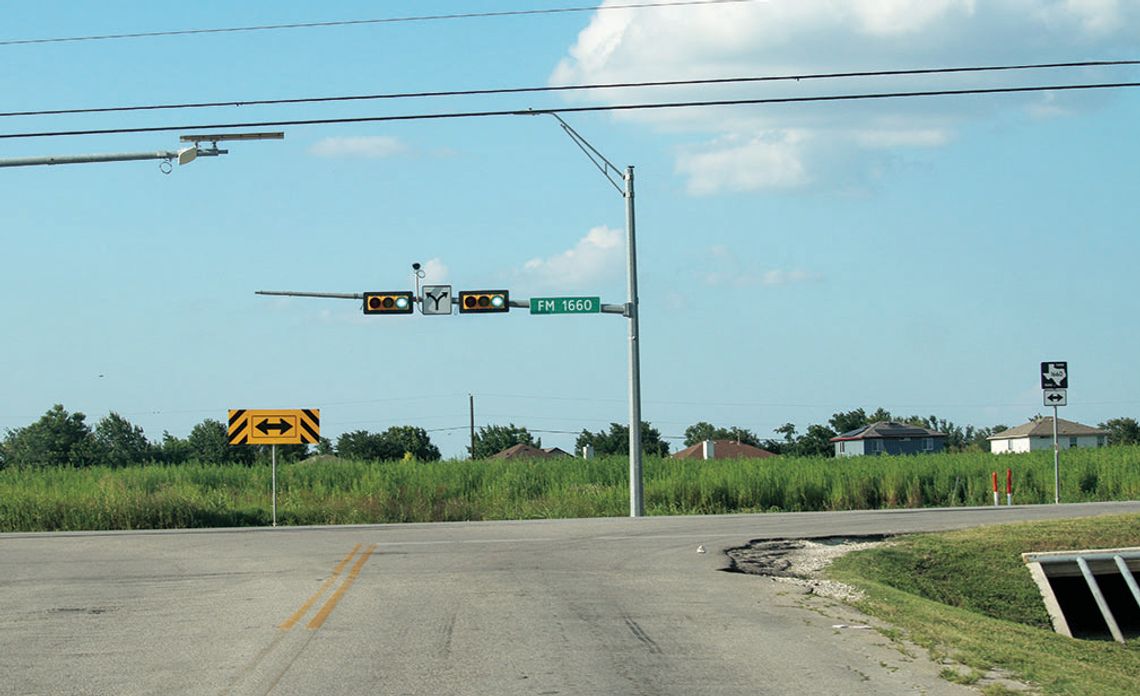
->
[1047,394,1064,402]
[256,419,294,436]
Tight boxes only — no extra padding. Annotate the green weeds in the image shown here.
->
[1,446,1138,532]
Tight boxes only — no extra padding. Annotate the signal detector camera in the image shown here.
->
[412,262,421,271]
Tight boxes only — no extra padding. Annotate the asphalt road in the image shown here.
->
[3,501,1139,695]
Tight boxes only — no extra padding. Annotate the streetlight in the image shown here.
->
[0,131,283,171]
[543,114,644,517]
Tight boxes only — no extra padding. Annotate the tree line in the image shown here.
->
[2,404,1138,469]
[0,405,443,469]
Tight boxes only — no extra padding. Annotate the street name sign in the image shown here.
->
[1043,389,1067,407]
[422,285,452,315]
[529,296,602,315]
[228,409,320,445]
[1041,361,1068,389]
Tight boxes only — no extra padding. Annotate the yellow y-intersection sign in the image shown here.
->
[228,409,320,446]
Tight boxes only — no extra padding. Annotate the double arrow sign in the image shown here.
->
[228,409,320,446]
[257,418,294,436]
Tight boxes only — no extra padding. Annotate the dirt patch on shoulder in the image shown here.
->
[725,536,889,601]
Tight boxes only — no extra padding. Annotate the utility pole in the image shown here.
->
[470,394,476,460]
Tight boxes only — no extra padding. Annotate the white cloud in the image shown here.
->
[517,226,624,291]
[851,0,978,36]
[309,136,410,159]
[554,0,1140,193]
[703,245,819,287]
[421,258,449,283]
[677,131,810,195]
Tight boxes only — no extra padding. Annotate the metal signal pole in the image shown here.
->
[546,114,644,517]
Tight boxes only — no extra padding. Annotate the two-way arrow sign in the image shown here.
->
[256,418,294,436]
[228,409,320,445]
[1043,389,1067,407]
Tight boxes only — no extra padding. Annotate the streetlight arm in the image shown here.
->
[0,149,199,168]
[549,114,625,196]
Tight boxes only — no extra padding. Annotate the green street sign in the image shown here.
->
[529,296,601,315]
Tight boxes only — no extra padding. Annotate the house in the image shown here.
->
[830,421,946,457]
[491,444,552,459]
[490,444,575,459]
[987,417,1108,454]
[672,440,777,460]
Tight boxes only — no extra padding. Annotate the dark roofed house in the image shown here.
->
[491,443,553,459]
[672,440,777,460]
[830,421,946,457]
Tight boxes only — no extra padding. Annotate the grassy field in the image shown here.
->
[1,446,1138,532]
[828,514,1140,696]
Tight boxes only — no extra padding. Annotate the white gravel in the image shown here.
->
[725,537,890,601]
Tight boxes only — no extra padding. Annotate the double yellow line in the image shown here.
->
[279,543,377,631]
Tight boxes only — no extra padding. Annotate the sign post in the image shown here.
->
[271,445,277,526]
[228,409,320,526]
[1040,362,1068,504]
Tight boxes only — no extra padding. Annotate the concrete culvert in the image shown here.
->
[1023,548,1140,643]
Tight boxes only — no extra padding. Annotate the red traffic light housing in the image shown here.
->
[458,290,509,313]
[363,291,414,314]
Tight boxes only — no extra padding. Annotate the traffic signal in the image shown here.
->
[363,291,414,314]
[458,290,509,313]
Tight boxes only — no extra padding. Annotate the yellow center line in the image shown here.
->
[278,544,361,631]
[306,543,378,630]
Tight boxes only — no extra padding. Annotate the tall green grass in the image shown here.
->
[1,446,1138,532]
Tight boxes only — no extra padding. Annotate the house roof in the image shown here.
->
[830,421,946,443]
[987,417,1108,440]
[542,447,573,458]
[671,440,777,459]
[491,443,554,459]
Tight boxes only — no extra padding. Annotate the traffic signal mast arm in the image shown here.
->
[256,290,364,300]
[257,290,627,315]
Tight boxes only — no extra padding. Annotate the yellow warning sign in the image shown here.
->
[228,409,320,446]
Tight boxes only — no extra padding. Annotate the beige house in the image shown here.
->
[987,417,1108,454]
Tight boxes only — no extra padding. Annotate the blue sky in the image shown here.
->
[2,1,1138,458]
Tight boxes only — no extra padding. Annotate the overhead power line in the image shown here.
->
[0,0,755,46]
[3,80,1138,141]
[4,60,1136,119]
